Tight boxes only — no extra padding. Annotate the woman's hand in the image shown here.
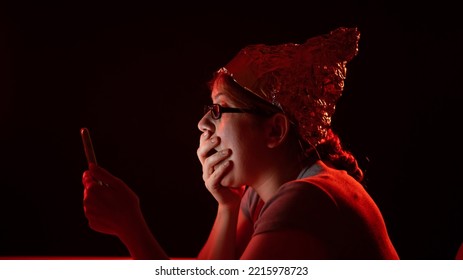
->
[197,132,245,207]
[82,163,143,238]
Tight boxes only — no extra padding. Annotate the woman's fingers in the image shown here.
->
[86,163,127,190]
[82,173,133,235]
[82,170,102,190]
[202,149,232,182]
[198,131,209,147]
[207,159,232,189]
[197,135,220,164]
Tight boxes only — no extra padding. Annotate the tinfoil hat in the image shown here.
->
[218,27,360,146]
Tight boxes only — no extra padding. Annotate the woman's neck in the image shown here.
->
[250,158,308,202]
[250,139,320,202]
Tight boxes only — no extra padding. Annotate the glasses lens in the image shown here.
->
[204,105,220,119]
[211,104,220,119]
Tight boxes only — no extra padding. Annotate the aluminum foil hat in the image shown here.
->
[218,27,360,146]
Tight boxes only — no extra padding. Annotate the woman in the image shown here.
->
[82,27,399,259]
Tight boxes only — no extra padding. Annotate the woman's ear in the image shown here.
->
[265,113,291,148]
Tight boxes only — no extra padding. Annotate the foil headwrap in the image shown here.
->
[218,27,360,146]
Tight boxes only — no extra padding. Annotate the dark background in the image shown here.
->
[0,0,461,259]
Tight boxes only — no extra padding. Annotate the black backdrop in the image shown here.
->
[0,1,462,259]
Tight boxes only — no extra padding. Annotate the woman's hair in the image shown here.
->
[210,72,364,183]
[316,129,364,183]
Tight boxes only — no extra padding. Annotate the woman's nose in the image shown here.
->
[197,112,213,133]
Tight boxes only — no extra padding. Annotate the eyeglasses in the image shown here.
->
[204,104,260,120]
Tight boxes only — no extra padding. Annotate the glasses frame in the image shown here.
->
[204,104,261,120]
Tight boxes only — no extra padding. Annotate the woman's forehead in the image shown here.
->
[211,81,231,102]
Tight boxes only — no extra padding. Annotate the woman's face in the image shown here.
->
[197,79,268,188]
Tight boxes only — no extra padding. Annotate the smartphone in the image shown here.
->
[80,127,98,167]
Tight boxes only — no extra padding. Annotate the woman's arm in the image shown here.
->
[196,132,249,259]
[198,203,254,259]
[197,204,240,259]
[117,211,169,260]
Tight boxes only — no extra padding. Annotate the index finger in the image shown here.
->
[80,127,97,167]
